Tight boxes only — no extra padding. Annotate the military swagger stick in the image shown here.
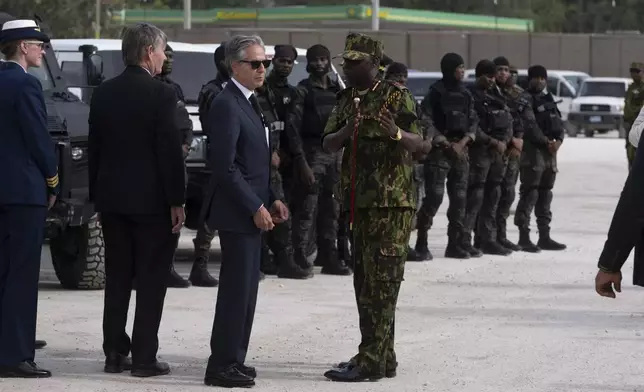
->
[349,97,361,230]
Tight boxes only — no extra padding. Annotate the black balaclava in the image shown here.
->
[273,44,297,79]
[475,59,496,78]
[493,56,510,68]
[528,65,547,80]
[306,44,331,75]
[214,42,229,80]
[440,52,464,85]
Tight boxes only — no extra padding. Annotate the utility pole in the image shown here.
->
[184,0,192,30]
[371,0,379,31]
[95,0,101,38]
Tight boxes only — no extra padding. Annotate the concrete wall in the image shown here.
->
[165,26,644,76]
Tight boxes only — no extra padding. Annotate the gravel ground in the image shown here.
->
[4,134,644,392]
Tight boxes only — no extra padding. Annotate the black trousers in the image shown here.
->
[0,205,47,366]
[101,213,175,365]
[207,230,261,372]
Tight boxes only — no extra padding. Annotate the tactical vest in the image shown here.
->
[471,86,512,140]
[256,86,282,151]
[531,92,563,138]
[197,79,225,132]
[300,79,341,140]
[435,83,470,139]
[631,84,644,108]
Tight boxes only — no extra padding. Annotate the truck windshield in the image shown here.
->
[579,81,626,98]
[0,55,54,91]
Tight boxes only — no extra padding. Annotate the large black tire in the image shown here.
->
[49,214,105,290]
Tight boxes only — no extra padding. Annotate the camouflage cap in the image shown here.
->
[630,62,644,71]
[337,33,383,62]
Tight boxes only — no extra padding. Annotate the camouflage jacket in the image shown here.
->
[624,80,644,124]
[323,79,420,210]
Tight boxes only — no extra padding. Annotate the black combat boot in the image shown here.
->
[460,233,483,258]
[168,264,191,288]
[189,257,218,287]
[260,247,278,275]
[413,231,433,261]
[498,235,522,252]
[406,246,425,261]
[320,246,352,276]
[518,229,541,253]
[444,237,470,259]
[480,241,512,256]
[337,235,352,269]
[276,251,311,279]
[537,228,567,251]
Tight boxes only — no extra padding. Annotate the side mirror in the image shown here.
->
[87,53,104,86]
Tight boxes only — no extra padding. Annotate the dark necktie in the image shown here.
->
[248,94,263,122]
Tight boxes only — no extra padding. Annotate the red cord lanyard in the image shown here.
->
[349,97,360,230]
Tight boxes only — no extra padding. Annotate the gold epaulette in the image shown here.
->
[46,173,59,188]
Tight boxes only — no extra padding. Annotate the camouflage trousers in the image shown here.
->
[263,167,293,262]
[514,147,558,232]
[352,208,413,375]
[193,224,216,262]
[464,146,506,244]
[291,144,340,263]
[416,148,469,242]
[495,153,520,241]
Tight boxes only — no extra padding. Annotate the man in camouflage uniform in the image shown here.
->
[464,59,513,256]
[321,33,424,382]
[514,65,567,252]
[155,43,217,288]
[255,44,310,279]
[289,44,351,276]
[490,57,531,252]
[415,52,478,260]
[623,61,644,170]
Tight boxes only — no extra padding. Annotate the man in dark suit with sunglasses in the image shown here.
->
[201,34,288,389]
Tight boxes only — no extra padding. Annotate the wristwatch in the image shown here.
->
[390,127,402,141]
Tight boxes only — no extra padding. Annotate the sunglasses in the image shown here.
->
[240,59,272,70]
[630,68,642,73]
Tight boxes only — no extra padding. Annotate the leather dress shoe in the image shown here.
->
[324,365,383,382]
[131,361,170,377]
[35,339,47,349]
[104,352,133,373]
[205,364,255,388]
[236,363,256,378]
[337,359,397,378]
[0,361,51,378]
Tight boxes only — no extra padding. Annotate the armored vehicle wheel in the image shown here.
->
[49,214,105,290]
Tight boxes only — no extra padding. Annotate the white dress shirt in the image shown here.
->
[231,78,269,146]
[629,106,644,148]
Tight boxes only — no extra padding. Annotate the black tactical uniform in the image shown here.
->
[154,44,200,288]
[514,65,567,252]
[416,53,478,260]
[255,45,310,279]
[464,60,513,256]
[189,43,230,286]
[289,44,350,275]
[493,59,530,252]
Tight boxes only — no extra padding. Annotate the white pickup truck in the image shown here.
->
[567,77,631,138]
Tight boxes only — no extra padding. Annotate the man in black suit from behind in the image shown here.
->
[88,23,186,377]
[201,34,288,388]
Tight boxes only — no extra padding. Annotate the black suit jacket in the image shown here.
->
[598,133,644,286]
[88,66,185,216]
[202,81,273,233]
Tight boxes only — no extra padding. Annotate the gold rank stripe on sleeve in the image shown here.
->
[46,173,59,188]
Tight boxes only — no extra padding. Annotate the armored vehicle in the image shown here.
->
[0,14,104,290]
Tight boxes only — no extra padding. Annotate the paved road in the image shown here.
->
[7,135,644,392]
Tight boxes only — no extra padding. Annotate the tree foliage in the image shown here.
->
[1,0,642,38]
